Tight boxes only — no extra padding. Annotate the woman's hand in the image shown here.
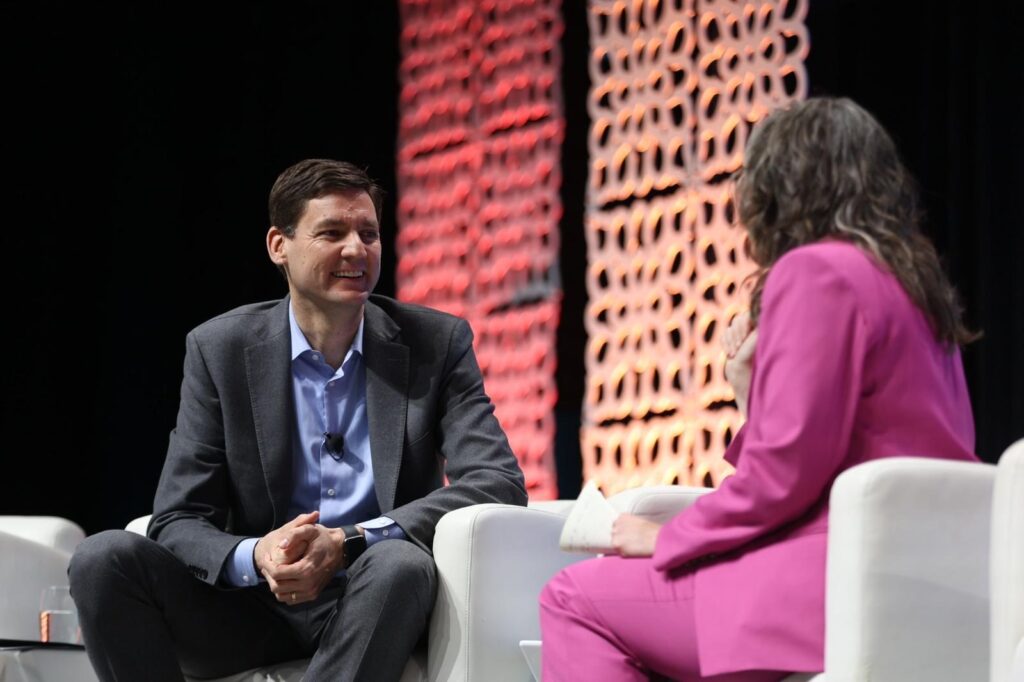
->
[723,312,758,417]
[610,513,662,557]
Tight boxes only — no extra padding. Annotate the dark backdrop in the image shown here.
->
[2,1,1020,534]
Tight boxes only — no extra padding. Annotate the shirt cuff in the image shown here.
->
[359,516,407,546]
[222,537,260,587]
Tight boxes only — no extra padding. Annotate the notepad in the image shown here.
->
[557,481,621,554]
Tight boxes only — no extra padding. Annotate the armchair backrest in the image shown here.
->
[826,457,995,682]
[991,439,1024,682]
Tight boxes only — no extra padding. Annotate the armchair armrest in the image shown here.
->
[125,515,152,536]
[0,516,84,556]
[428,504,591,682]
[826,457,995,682]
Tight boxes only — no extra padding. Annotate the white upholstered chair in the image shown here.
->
[467,457,995,682]
[0,517,94,682]
[991,439,1024,682]
[0,516,85,642]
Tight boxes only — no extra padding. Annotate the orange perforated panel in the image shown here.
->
[583,0,808,493]
[397,0,564,499]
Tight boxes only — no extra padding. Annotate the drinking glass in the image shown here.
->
[39,585,81,644]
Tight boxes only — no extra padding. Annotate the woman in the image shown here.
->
[539,97,979,681]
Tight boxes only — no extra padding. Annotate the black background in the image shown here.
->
[2,1,1021,535]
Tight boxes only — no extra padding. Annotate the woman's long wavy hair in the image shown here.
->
[737,97,976,347]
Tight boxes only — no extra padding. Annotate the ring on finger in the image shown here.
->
[290,592,296,603]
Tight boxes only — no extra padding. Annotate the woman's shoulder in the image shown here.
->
[765,239,917,345]
[769,239,888,294]
[774,239,876,272]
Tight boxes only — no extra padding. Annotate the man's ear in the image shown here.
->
[267,226,288,266]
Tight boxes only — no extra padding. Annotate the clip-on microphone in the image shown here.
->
[323,432,345,460]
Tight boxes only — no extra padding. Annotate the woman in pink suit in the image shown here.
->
[539,97,980,681]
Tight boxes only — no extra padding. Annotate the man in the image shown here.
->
[69,159,528,681]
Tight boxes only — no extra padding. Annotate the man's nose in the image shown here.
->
[338,231,366,257]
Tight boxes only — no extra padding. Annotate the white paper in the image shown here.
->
[558,481,621,554]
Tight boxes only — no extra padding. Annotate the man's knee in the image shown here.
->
[69,530,153,598]
[351,540,437,608]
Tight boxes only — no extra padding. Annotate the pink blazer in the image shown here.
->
[652,240,978,675]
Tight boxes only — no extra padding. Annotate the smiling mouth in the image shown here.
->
[331,270,364,279]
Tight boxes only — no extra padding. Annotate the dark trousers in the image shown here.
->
[67,530,436,681]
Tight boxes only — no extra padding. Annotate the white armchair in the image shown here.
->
[0,516,85,642]
[0,516,93,682]
[455,457,995,682]
[991,439,1024,682]
[429,485,712,682]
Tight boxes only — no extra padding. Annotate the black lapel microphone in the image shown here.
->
[323,432,345,460]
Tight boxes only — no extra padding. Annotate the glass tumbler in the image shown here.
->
[39,585,81,644]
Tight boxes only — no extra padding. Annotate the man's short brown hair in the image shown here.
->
[269,159,384,236]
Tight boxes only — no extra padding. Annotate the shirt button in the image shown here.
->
[242,574,250,583]
[327,489,335,497]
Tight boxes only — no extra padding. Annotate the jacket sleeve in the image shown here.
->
[384,318,528,552]
[148,331,248,585]
[653,250,872,572]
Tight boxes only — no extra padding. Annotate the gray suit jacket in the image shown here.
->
[150,295,527,585]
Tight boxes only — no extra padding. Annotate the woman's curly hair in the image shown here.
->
[737,97,976,347]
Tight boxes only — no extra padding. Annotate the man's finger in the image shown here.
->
[285,511,319,529]
[281,525,320,546]
[261,569,280,592]
[266,559,313,582]
[265,574,306,595]
[261,557,300,582]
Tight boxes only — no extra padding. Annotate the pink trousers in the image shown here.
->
[539,555,787,682]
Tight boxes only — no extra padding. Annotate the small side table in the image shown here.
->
[0,640,97,682]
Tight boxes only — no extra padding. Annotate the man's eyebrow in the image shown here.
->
[313,217,379,230]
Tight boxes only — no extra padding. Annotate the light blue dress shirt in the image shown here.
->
[223,306,406,587]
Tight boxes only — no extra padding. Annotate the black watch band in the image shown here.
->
[341,524,367,568]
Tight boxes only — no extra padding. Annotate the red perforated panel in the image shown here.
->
[397,0,564,499]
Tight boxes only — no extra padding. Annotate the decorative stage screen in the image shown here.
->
[396,0,564,499]
[582,0,808,492]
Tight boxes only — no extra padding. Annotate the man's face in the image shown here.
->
[267,190,381,312]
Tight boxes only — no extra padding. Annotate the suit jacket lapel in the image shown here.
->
[363,301,409,513]
[245,299,294,528]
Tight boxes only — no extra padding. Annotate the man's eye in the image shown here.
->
[361,231,380,243]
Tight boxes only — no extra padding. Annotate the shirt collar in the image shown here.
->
[288,304,364,362]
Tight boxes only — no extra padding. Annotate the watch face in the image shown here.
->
[343,529,367,569]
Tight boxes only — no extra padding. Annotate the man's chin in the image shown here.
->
[327,292,370,307]
[290,288,371,312]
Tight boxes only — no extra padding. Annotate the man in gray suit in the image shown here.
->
[69,159,528,681]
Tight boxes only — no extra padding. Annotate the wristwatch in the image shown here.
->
[341,524,367,568]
